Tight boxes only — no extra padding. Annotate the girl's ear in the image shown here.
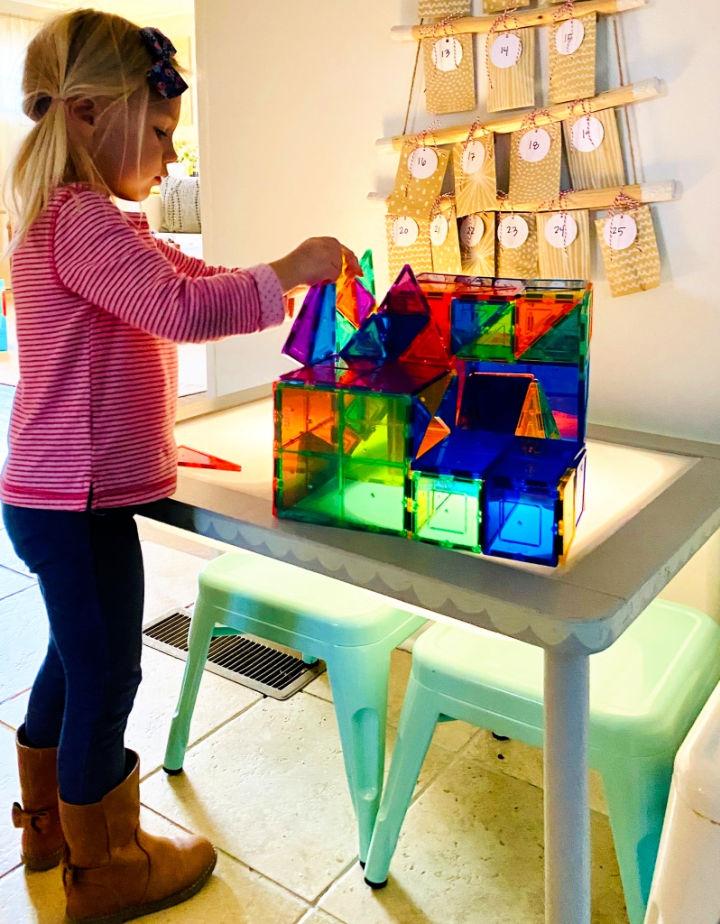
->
[65,97,97,141]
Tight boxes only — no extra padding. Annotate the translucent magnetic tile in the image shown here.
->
[341,460,406,533]
[352,362,449,397]
[281,284,325,365]
[458,372,534,433]
[278,362,357,389]
[413,472,481,550]
[275,451,341,523]
[483,491,559,566]
[463,359,587,444]
[415,430,511,479]
[275,385,339,454]
[342,392,409,464]
[451,298,514,361]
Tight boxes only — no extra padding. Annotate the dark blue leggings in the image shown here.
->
[2,502,145,805]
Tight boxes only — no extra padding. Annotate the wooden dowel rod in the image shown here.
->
[367,181,678,213]
[376,79,663,151]
[391,0,647,41]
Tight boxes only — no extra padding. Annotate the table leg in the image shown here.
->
[544,648,591,924]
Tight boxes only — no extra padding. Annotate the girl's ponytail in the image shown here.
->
[3,8,178,250]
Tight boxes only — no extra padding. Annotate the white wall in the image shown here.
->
[196,0,719,443]
[195,1,719,613]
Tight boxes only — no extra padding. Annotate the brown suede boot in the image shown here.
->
[59,751,216,924]
[11,725,64,871]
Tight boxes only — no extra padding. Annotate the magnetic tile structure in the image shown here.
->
[274,262,592,567]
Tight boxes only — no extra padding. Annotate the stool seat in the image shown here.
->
[365,599,720,924]
[165,551,426,864]
[414,600,720,757]
[198,552,415,647]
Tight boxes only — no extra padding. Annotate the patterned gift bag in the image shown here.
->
[508,121,562,203]
[537,210,591,280]
[453,129,498,216]
[548,13,597,104]
[486,25,535,112]
[459,212,496,276]
[596,205,661,297]
[496,212,538,277]
[422,30,476,114]
[564,108,625,189]
[386,140,451,219]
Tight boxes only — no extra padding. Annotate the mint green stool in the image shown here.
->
[363,600,720,924]
[163,551,425,862]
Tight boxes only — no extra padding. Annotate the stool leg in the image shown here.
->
[599,754,673,924]
[363,679,439,887]
[326,646,392,864]
[163,597,216,773]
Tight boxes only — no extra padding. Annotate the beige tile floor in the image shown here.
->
[0,520,629,923]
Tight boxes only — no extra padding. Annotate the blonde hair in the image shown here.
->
[4,8,179,248]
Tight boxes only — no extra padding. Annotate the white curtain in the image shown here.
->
[0,14,39,279]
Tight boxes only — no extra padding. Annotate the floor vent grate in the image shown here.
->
[143,610,324,700]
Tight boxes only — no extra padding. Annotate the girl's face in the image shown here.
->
[88,92,181,201]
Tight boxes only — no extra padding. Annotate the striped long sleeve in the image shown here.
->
[0,184,285,510]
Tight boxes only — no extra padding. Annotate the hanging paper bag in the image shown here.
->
[386,214,433,280]
[419,0,471,18]
[496,213,538,277]
[563,108,625,189]
[386,139,450,220]
[595,205,661,297]
[458,212,496,276]
[549,13,597,104]
[486,25,536,113]
[430,199,463,274]
[537,210,591,280]
[508,120,562,203]
[484,0,529,12]
[422,30,476,114]
[453,129,497,216]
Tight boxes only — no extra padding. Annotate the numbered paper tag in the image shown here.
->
[460,214,485,247]
[556,18,585,56]
[571,115,604,153]
[430,213,450,247]
[498,215,529,249]
[392,217,420,247]
[490,33,522,69]
[422,33,476,115]
[432,37,463,72]
[461,140,486,175]
[408,146,439,180]
[544,212,578,249]
[519,127,552,163]
[603,213,638,251]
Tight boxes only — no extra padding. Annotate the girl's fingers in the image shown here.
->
[341,245,362,277]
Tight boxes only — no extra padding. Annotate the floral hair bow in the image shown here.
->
[139,27,189,99]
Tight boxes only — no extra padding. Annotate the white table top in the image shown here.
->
[159,398,720,654]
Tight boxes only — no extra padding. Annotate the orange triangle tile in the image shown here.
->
[416,417,451,459]
[177,445,242,471]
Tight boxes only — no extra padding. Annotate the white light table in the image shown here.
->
[144,398,720,924]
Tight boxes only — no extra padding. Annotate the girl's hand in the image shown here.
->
[270,237,361,293]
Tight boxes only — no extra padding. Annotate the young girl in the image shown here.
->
[1,9,360,923]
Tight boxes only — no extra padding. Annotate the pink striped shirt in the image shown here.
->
[0,185,285,510]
